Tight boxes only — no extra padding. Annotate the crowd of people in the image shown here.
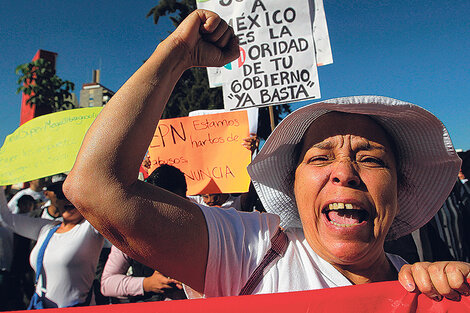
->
[1,9,470,311]
[0,138,261,310]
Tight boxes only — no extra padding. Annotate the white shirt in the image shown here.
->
[199,206,406,297]
[30,220,104,307]
[1,191,103,307]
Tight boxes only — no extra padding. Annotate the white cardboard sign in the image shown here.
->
[197,0,321,110]
[311,0,333,66]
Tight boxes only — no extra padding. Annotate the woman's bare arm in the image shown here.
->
[64,10,239,292]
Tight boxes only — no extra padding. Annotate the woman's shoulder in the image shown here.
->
[199,204,281,237]
[38,221,61,236]
[201,206,282,297]
[63,219,103,240]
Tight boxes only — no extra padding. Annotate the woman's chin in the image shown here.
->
[327,242,373,264]
[304,218,381,265]
[308,232,380,267]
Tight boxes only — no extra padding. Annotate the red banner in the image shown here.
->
[8,280,470,313]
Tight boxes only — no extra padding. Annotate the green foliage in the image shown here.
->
[16,59,75,113]
[146,0,291,139]
[148,0,225,120]
[146,0,195,27]
[162,67,224,119]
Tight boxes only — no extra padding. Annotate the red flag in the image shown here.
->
[8,280,470,313]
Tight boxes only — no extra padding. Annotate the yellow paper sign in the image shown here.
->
[148,110,251,195]
[0,107,102,185]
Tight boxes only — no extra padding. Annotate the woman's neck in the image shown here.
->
[56,218,84,233]
[333,253,397,285]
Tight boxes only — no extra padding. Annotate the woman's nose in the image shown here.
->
[330,160,361,187]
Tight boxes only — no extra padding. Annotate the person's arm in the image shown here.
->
[64,10,239,293]
[143,271,183,294]
[7,192,20,214]
[1,187,53,240]
[236,134,260,212]
[101,246,145,297]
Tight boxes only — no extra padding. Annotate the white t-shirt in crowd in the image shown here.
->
[198,206,407,298]
[1,191,104,308]
[29,220,104,308]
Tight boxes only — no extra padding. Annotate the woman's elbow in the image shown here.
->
[63,171,95,213]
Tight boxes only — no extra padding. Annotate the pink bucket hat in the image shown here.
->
[248,95,461,240]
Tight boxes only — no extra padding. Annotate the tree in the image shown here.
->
[146,0,194,27]
[146,0,291,139]
[16,58,75,114]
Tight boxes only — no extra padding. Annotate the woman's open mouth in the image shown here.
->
[322,203,370,227]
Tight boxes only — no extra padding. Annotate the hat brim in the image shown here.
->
[248,95,461,240]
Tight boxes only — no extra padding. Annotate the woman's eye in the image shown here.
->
[360,156,386,167]
[307,156,329,164]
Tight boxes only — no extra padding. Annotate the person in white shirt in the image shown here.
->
[1,182,103,308]
[8,179,47,214]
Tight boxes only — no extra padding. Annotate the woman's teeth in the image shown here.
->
[325,203,368,227]
[328,203,354,210]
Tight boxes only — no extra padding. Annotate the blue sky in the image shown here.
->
[1,0,469,150]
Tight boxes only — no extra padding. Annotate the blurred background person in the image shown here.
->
[458,150,469,185]
[0,179,104,309]
[29,175,66,221]
[8,179,47,214]
[385,149,470,264]
[11,194,38,308]
[17,195,36,214]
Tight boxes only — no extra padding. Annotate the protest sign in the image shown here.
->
[202,0,332,86]
[148,110,251,195]
[7,280,470,313]
[197,0,321,110]
[0,107,101,185]
[189,107,259,134]
[312,0,333,66]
